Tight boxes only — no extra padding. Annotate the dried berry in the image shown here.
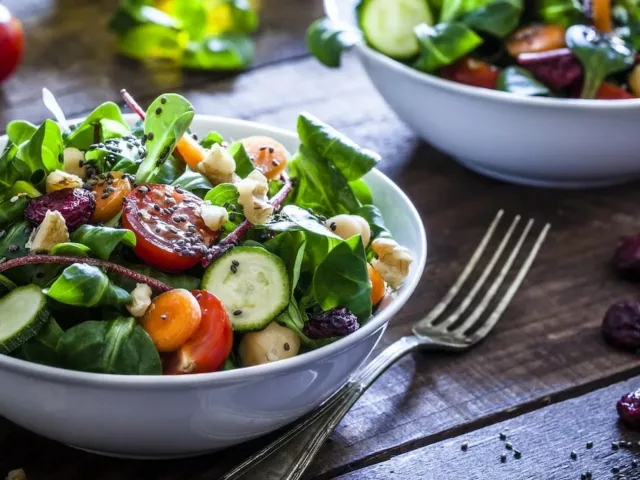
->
[302,307,359,339]
[25,188,95,231]
[602,301,640,351]
[618,388,640,429]
[613,234,640,281]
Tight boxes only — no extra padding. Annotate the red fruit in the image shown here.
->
[440,57,500,90]
[517,48,583,89]
[617,388,640,429]
[25,188,96,231]
[601,301,640,351]
[0,5,24,83]
[613,234,640,281]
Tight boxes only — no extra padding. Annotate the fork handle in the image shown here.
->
[221,335,422,480]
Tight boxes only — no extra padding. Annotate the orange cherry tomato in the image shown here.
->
[141,289,202,353]
[440,58,500,90]
[121,184,220,271]
[506,24,566,57]
[368,264,385,306]
[91,171,133,223]
[241,136,288,180]
[164,290,233,375]
[174,134,206,170]
[0,5,23,83]
[595,82,634,99]
[592,0,613,33]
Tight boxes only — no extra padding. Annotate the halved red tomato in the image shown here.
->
[440,57,500,90]
[164,290,233,375]
[121,184,220,271]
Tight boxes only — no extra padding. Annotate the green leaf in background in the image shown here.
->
[13,319,65,368]
[306,17,361,68]
[50,242,92,257]
[297,113,380,181]
[313,235,372,322]
[219,0,260,34]
[70,225,136,260]
[172,169,213,198]
[497,66,550,96]
[183,34,255,70]
[6,121,37,145]
[354,204,392,241]
[566,25,636,99]
[19,120,64,181]
[200,131,224,148]
[462,0,523,38]
[117,23,186,61]
[57,317,162,375]
[288,146,360,217]
[137,93,194,184]
[173,0,208,40]
[413,23,483,73]
[227,141,254,178]
[538,0,584,28]
[349,178,373,205]
[109,1,181,35]
[45,264,132,308]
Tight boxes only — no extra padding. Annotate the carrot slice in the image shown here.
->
[592,0,613,32]
[91,171,132,223]
[368,264,386,306]
[175,135,206,170]
[241,136,288,180]
[141,289,201,352]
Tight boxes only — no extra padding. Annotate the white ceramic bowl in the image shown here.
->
[0,114,427,458]
[326,0,640,189]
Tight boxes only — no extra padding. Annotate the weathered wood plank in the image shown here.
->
[336,376,640,480]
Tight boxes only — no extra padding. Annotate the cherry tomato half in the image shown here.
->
[440,58,500,90]
[595,82,634,100]
[0,5,23,83]
[164,290,233,375]
[121,184,220,271]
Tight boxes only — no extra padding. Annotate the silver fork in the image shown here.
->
[221,211,550,480]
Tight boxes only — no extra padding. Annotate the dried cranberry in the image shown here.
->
[517,48,583,89]
[25,188,95,231]
[602,301,640,351]
[618,388,640,429]
[303,307,359,339]
[613,234,640,281]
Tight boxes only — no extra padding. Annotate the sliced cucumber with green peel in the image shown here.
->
[0,284,49,354]
[359,0,434,59]
[202,247,290,332]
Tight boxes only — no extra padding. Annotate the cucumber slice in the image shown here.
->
[359,0,434,59]
[202,247,290,332]
[0,284,49,354]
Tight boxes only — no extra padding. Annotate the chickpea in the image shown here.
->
[629,65,640,97]
[239,322,301,367]
[326,214,371,247]
[63,147,87,179]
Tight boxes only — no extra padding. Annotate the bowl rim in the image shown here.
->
[324,0,640,109]
[0,114,427,388]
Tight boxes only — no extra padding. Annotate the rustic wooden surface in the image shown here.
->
[3,1,640,479]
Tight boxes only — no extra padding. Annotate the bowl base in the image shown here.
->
[456,157,640,189]
[68,444,219,460]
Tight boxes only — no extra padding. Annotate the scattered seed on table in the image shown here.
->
[581,474,587,480]
[461,441,468,451]
[500,453,507,463]
[612,466,620,474]
[612,441,620,450]
[570,451,577,460]
[633,460,638,468]
[585,471,592,479]
[586,441,593,449]
[499,432,507,441]
[505,442,513,450]
[514,450,521,459]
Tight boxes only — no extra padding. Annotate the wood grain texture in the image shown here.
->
[3,1,640,479]
[336,376,640,480]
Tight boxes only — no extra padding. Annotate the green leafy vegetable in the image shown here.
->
[566,25,636,99]
[262,205,342,239]
[349,179,373,205]
[6,121,37,145]
[275,301,331,348]
[137,94,195,183]
[18,120,64,181]
[172,169,213,198]
[57,317,162,375]
[173,0,208,39]
[413,23,483,73]
[50,243,92,257]
[115,23,184,61]
[306,18,361,68]
[313,235,372,322]
[70,225,136,260]
[217,0,259,34]
[65,102,130,151]
[183,34,255,70]
[497,66,550,96]
[6,180,41,199]
[462,0,523,38]
[0,143,29,190]
[45,264,132,307]
[13,319,64,368]
[227,141,254,178]
[111,264,200,292]
[355,204,392,240]
[538,0,584,27]
[265,231,307,295]
[84,137,146,174]
[297,113,380,181]
[109,1,181,35]
[200,131,224,148]
[0,195,29,228]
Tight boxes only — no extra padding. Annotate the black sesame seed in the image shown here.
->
[148,133,154,141]
[330,222,337,231]
[8,244,19,253]
[586,441,593,449]
[268,147,274,154]
[613,442,620,450]
[101,192,109,199]
[155,227,161,233]
[581,474,586,480]
[232,260,240,267]
[461,441,468,451]
[161,96,167,104]
[260,146,267,151]
[505,442,512,450]
[156,107,162,115]
[192,133,198,141]
[230,264,238,274]
[570,451,577,460]
[229,213,236,222]
[233,309,242,316]
[500,454,507,463]
[153,204,161,212]
[230,204,237,212]
[78,160,84,167]
[223,202,229,209]
[612,467,620,474]
[513,450,521,459]
[499,432,507,441]
[586,471,592,479]
[272,159,280,166]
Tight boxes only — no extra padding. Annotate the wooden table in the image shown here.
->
[2,1,640,479]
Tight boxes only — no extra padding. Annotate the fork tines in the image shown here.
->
[414,210,550,346]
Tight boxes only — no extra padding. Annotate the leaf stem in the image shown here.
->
[121,89,147,120]
[0,255,173,292]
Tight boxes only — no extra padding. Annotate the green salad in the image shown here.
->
[308,0,640,99]
[0,89,413,375]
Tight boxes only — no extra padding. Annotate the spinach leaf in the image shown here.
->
[57,317,162,375]
[172,169,213,198]
[275,301,332,349]
[6,121,37,145]
[13,319,64,368]
[538,0,584,27]
[0,143,29,190]
[227,141,254,178]
[84,137,146,174]
[6,180,41,199]
[200,131,224,148]
[183,34,255,70]
[65,102,130,151]
[305,17,361,68]
[262,205,342,239]
[0,195,29,228]
[112,264,200,291]
[354,205,392,240]
[349,179,373,205]
[70,225,136,260]
[497,66,550,96]
[50,242,91,257]
[18,120,64,181]
[313,235,372,322]
[462,0,523,38]
[137,94,194,184]
[414,23,483,73]
[0,274,17,293]
[566,25,636,99]
[204,183,245,231]
[297,113,379,181]
[264,230,307,294]
[288,146,360,217]
[45,264,132,307]
[146,155,186,185]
